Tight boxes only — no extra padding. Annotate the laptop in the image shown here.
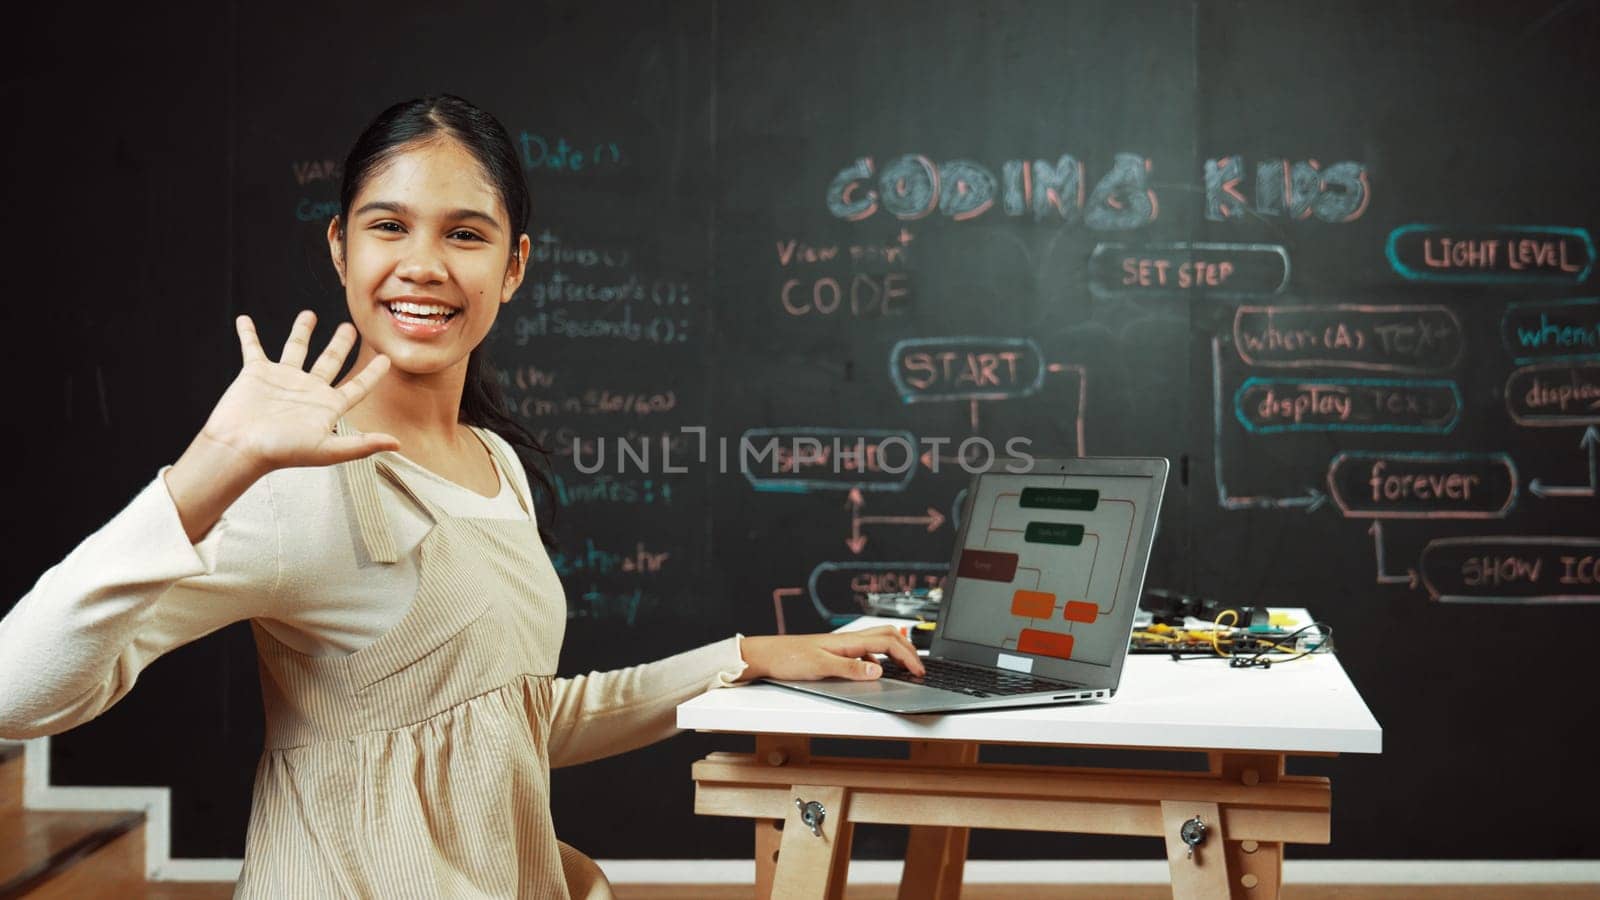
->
[766,456,1169,713]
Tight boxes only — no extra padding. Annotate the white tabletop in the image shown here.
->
[680,616,1382,755]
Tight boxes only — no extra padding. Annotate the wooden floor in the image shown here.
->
[62,882,1600,899]
[608,888,1599,900]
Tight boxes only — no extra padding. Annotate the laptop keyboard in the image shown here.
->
[879,657,1081,697]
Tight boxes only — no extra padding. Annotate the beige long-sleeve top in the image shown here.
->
[0,428,748,757]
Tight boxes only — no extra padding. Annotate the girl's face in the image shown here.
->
[328,137,528,379]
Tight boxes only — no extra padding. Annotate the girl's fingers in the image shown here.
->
[235,315,267,366]
[315,433,402,464]
[280,310,316,369]
[851,628,923,674]
[835,627,919,662]
[870,635,924,675]
[308,322,357,382]
[334,354,391,409]
[823,652,881,681]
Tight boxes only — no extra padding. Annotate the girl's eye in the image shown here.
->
[367,221,481,242]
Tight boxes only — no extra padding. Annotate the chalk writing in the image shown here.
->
[1502,298,1600,363]
[550,473,674,507]
[516,131,624,174]
[829,154,1368,227]
[1387,225,1595,283]
[528,231,633,269]
[780,274,910,318]
[530,427,690,461]
[519,271,692,308]
[1505,362,1600,426]
[1002,156,1084,221]
[827,153,1159,228]
[739,427,918,493]
[891,337,1045,402]
[1206,156,1369,223]
[1326,452,1517,519]
[1418,537,1600,604]
[1089,242,1289,300]
[1234,304,1462,372]
[550,538,672,578]
[775,237,909,267]
[512,309,692,344]
[295,198,341,222]
[1235,377,1461,434]
[507,389,677,419]
[501,365,557,390]
[1497,360,1600,422]
[291,159,343,186]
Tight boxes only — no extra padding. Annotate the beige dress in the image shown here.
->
[235,419,672,898]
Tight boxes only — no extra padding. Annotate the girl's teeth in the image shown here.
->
[388,306,454,325]
[386,303,456,324]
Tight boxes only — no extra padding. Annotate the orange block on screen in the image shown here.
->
[1063,600,1098,623]
[1010,589,1056,619]
[1017,628,1074,660]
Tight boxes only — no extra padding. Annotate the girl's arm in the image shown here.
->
[0,464,280,738]
[544,628,923,768]
[0,310,396,739]
[546,636,747,769]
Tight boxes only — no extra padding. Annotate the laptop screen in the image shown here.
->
[942,469,1156,671]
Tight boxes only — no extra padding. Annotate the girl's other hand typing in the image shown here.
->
[736,626,925,682]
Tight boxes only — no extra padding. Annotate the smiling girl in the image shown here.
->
[0,95,921,898]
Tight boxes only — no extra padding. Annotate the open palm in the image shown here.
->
[201,310,400,472]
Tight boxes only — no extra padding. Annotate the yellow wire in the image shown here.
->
[1211,609,1239,658]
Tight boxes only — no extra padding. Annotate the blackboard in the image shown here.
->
[6,0,1597,866]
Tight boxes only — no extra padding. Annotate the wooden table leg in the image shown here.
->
[1161,800,1230,899]
[756,736,812,900]
[827,818,855,900]
[756,817,782,900]
[898,741,978,900]
[773,784,852,900]
[1225,837,1283,899]
[1212,752,1287,899]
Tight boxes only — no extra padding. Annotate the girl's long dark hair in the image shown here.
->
[338,95,559,548]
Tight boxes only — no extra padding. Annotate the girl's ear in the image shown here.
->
[326,216,347,286]
[502,232,531,303]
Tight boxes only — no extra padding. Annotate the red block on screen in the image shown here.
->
[1017,628,1074,660]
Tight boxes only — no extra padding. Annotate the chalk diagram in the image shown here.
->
[758,334,1091,630]
[1208,224,1599,604]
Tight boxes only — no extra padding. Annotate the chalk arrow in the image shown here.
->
[771,587,802,634]
[857,509,947,532]
[845,487,865,509]
[1529,426,1599,499]
[920,451,971,471]
[1368,521,1421,589]
[845,535,869,555]
[1211,336,1330,514]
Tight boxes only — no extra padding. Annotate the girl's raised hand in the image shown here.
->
[201,310,401,473]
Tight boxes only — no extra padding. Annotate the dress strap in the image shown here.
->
[470,426,532,517]
[334,416,445,563]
